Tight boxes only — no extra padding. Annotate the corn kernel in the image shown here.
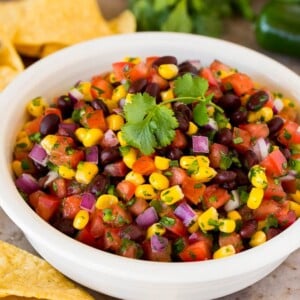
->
[186,122,198,135]
[12,160,23,177]
[125,171,145,185]
[196,156,210,167]
[96,194,119,209]
[135,184,157,200]
[125,93,134,103]
[282,97,294,108]
[160,185,184,205]
[207,106,215,117]
[75,162,98,185]
[76,81,93,101]
[227,210,242,221]
[247,187,264,209]
[40,134,58,154]
[58,165,75,180]
[106,114,125,131]
[217,69,236,79]
[109,72,118,84]
[291,190,300,204]
[213,245,236,259]
[123,56,141,64]
[179,156,197,170]
[154,156,170,171]
[248,107,273,123]
[160,88,174,102]
[112,85,127,102]
[149,172,169,190]
[146,223,166,238]
[241,94,250,106]
[198,207,218,232]
[73,210,89,230]
[188,211,202,233]
[288,200,300,217]
[191,166,217,182]
[117,131,127,146]
[26,96,48,117]
[75,128,103,147]
[257,220,267,231]
[218,218,236,233]
[158,64,178,80]
[75,127,88,142]
[249,230,267,247]
[122,147,138,169]
[102,98,119,113]
[15,135,33,152]
[249,165,267,189]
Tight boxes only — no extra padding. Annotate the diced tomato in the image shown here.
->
[29,190,46,209]
[104,204,132,227]
[232,127,251,153]
[80,109,107,131]
[209,59,232,75]
[209,143,229,169]
[148,69,169,90]
[49,148,84,169]
[279,106,298,122]
[89,210,105,238]
[132,156,156,176]
[103,227,122,252]
[128,62,150,81]
[90,75,113,99]
[49,178,67,199]
[222,73,254,96]
[104,160,129,177]
[76,226,97,247]
[260,149,287,177]
[218,232,244,253]
[206,86,223,99]
[35,194,60,221]
[281,177,297,194]
[181,176,206,205]
[202,184,231,209]
[264,177,286,201]
[168,167,188,186]
[112,61,134,82]
[239,123,269,139]
[277,120,300,146]
[162,212,187,237]
[116,180,136,201]
[200,67,219,87]
[44,107,62,120]
[62,195,82,219]
[142,239,172,262]
[145,56,160,67]
[253,199,283,221]
[24,116,43,135]
[128,197,149,216]
[118,239,143,259]
[171,129,187,149]
[66,179,84,196]
[179,240,211,262]
[189,231,213,249]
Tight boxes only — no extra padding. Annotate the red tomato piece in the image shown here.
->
[202,184,231,209]
[104,160,129,177]
[222,73,254,96]
[104,227,122,252]
[24,116,43,136]
[62,195,82,219]
[253,199,283,221]
[200,67,219,87]
[264,177,286,201]
[89,210,105,238]
[179,240,211,262]
[277,120,300,146]
[209,143,229,169]
[142,239,172,262]
[148,69,169,90]
[44,107,62,120]
[116,180,136,201]
[260,149,287,177]
[35,194,60,221]
[112,61,134,82]
[181,176,206,205]
[90,75,113,99]
[170,129,188,149]
[80,109,107,131]
[128,197,149,216]
[49,178,67,199]
[218,232,244,253]
[76,226,97,247]
[209,59,232,75]
[232,127,251,153]
[168,167,188,186]
[118,239,142,259]
[128,62,150,81]
[162,212,187,237]
[239,123,269,139]
[132,156,156,176]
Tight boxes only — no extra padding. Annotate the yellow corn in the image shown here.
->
[106,114,125,131]
[154,156,170,171]
[249,230,267,247]
[58,165,75,180]
[186,121,198,135]
[247,187,264,209]
[122,147,138,169]
[149,172,170,190]
[197,207,218,232]
[102,98,119,113]
[75,127,88,142]
[218,218,236,233]
[248,107,273,123]
[125,93,134,103]
[248,165,268,189]
[75,162,98,185]
[26,96,48,117]
[112,84,127,102]
[15,135,33,152]
[257,220,267,231]
[117,131,127,146]
[16,130,28,140]
[125,171,145,185]
[207,106,215,117]
[123,56,141,64]
[282,97,294,108]
[135,184,157,200]
[160,89,174,102]
[213,245,236,259]
[40,134,58,154]
[191,166,217,182]
[288,200,300,217]
[241,94,250,106]
[75,128,103,147]
[73,210,89,230]
[217,69,236,79]
[188,210,202,233]
[12,160,23,177]
[76,81,93,101]
[109,72,118,84]
[158,64,178,80]
[96,194,119,209]
[160,185,184,205]
[196,156,210,167]
[146,223,166,239]
[291,190,300,204]
[227,210,242,221]
[179,156,197,170]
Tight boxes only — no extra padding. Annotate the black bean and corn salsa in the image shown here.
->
[13,55,300,262]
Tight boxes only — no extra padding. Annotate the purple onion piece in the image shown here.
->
[174,202,197,227]
[192,135,209,153]
[85,146,99,164]
[150,235,169,252]
[136,206,158,228]
[28,144,48,166]
[101,129,119,147]
[15,174,40,194]
[68,87,83,102]
[58,122,79,137]
[80,192,96,212]
[189,232,200,244]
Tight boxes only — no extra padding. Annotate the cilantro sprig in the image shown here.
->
[121,73,222,155]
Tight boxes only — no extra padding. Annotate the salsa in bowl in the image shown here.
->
[0,32,300,300]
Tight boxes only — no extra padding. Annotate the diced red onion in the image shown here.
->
[28,144,48,166]
[224,189,240,212]
[68,87,84,102]
[273,97,284,113]
[205,118,218,131]
[15,174,39,194]
[251,138,269,161]
[136,206,158,228]
[58,123,78,137]
[85,146,99,164]
[80,192,96,212]
[174,202,197,227]
[189,232,202,243]
[119,98,126,108]
[120,224,144,241]
[100,129,119,148]
[42,170,59,187]
[112,107,123,115]
[192,135,209,153]
[150,235,169,252]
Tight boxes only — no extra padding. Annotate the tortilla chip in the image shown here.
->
[108,10,137,34]
[13,0,113,57]
[0,240,94,300]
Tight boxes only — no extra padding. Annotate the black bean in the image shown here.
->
[217,93,241,111]
[167,148,183,160]
[281,147,291,160]
[267,116,284,136]
[232,169,249,186]
[90,99,109,116]
[87,174,110,196]
[152,56,177,67]
[214,170,237,184]
[221,180,237,191]
[51,215,76,237]
[173,103,193,121]
[246,90,269,111]
[175,112,189,132]
[100,147,121,165]
[240,220,258,239]
[128,78,148,94]
[57,95,74,119]
[215,128,233,146]
[145,82,161,99]
[243,150,259,170]
[40,113,60,136]
[178,62,198,75]
[230,109,248,126]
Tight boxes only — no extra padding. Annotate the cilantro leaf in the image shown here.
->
[193,102,209,126]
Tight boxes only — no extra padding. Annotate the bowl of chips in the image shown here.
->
[0,32,300,300]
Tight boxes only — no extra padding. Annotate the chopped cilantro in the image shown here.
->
[283,129,292,140]
[173,237,185,254]
[29,132,42,143]
[160,216,176,227]
[219,152,232,170]
[21,159,30,170]
[233,137,243,144]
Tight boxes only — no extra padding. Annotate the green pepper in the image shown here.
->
[255,0,300,57]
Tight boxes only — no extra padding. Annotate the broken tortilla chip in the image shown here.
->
[0,240,94,300]
[108,10,137,34]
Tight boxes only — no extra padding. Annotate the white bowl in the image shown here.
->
[0,32,300,300]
